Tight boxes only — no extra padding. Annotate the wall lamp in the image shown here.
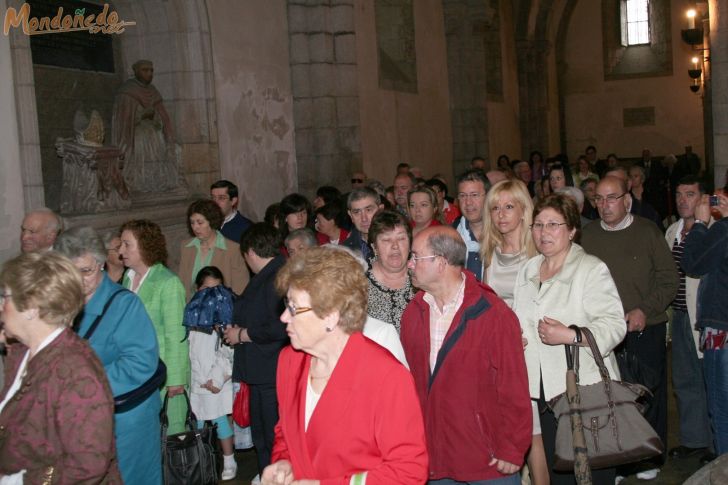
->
[681,6,709,93]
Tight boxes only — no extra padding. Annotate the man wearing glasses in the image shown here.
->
[452,170,490,281]
[400,226,531,484]
[581,176,677,482]
[210,180,253,244]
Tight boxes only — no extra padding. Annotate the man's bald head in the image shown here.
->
[419,225,466,267]
[21,209,62,253]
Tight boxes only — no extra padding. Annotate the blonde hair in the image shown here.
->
[275,246,368,334]
[480,179,537,267]
[0,252,84,328]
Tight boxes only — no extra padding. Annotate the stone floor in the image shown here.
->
[220,345,711,484]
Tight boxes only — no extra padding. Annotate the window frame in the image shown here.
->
[620,0,651,47]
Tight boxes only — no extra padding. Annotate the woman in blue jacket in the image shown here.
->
[57,226,162,485]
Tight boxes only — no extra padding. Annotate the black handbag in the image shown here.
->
[161,391,219,485]
[548,327,663,471]
[614,334,660,392]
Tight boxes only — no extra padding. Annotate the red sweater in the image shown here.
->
[400,271,531,481]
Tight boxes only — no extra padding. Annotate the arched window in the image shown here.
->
[621,0,651,46]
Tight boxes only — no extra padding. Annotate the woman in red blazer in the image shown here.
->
[262,246,428,485]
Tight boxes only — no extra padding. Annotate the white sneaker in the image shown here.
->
[636,468,660,480]
[615,475,626,484]
[221,462,237,481]
[251,474,261,485]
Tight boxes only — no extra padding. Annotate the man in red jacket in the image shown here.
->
[400,225,531,484]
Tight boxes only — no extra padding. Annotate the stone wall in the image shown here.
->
[208,0,297,220]
[442,0,490,174]
[709,0,728,189]
[356,0,452,186]
[560,0,705,161]
[287,0,362,197]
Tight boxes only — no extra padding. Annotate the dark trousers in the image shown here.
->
[249,383,278,474]
[671,310,711,448]
[538,392,616,485]
[628,323,668,464]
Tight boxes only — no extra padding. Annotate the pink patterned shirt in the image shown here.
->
[424,274,466,370]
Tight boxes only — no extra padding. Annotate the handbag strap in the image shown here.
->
[81,289,128,340]
[160,389,198,432]
[568,326,615,399]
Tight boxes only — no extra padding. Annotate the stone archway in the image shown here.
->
[514,0,575,158]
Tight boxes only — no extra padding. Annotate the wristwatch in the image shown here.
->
[694,219,706,226]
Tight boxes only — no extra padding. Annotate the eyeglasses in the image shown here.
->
[409,254,439,266]
[351,178,364,184]
[594,193,626,205]
[457,192,484,201]
[530,222,568,231]
[77,264,101,277]
[284,297,313,316]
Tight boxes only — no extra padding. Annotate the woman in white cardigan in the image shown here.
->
[512,194,626,485]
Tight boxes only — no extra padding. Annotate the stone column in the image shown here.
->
[709,0,728,190]
[442,0,490,175]
[287,0,362,196]
[516,39,551,159]
[0,0,26,261]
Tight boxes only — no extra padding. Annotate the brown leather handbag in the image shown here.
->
[548,327,663,471]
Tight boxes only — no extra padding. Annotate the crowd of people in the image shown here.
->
[0,147,727,485]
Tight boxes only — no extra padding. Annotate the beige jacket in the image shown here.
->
[513,243,626,401]
[178,233,249,300]
[665,218,711,354]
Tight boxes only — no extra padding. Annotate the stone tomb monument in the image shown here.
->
[56,109,130,213]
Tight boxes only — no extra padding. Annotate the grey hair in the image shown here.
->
[629,164,646,181]
[556,186,584,209]
[322,243,368,271]
[347,187,381,210]
[366,179,386,198]
[29,207,63,235]
[100,229,120,249]
[427,231,466,267]
[285,228,317,248]
[55,226,107,265]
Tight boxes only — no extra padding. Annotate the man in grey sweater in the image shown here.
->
[582,176,678,481]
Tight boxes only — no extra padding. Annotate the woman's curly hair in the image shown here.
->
[120,219,168,266]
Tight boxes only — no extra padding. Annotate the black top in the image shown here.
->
[231,255,288,384]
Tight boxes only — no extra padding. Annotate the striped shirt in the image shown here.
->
[424,274,466,371]
[671,234,688,312]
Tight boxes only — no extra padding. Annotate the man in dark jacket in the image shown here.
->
[400,226,531,483]
[682,192,728,458]
[224,223,288,476]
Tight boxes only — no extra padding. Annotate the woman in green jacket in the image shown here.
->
[119,219,189,434]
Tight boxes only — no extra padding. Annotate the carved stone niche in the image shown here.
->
[57,110,131,214]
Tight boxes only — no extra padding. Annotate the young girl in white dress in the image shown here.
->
[186,266,237,481]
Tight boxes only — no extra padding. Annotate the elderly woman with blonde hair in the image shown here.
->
[262,246,427,485]
[0,252,121,483]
